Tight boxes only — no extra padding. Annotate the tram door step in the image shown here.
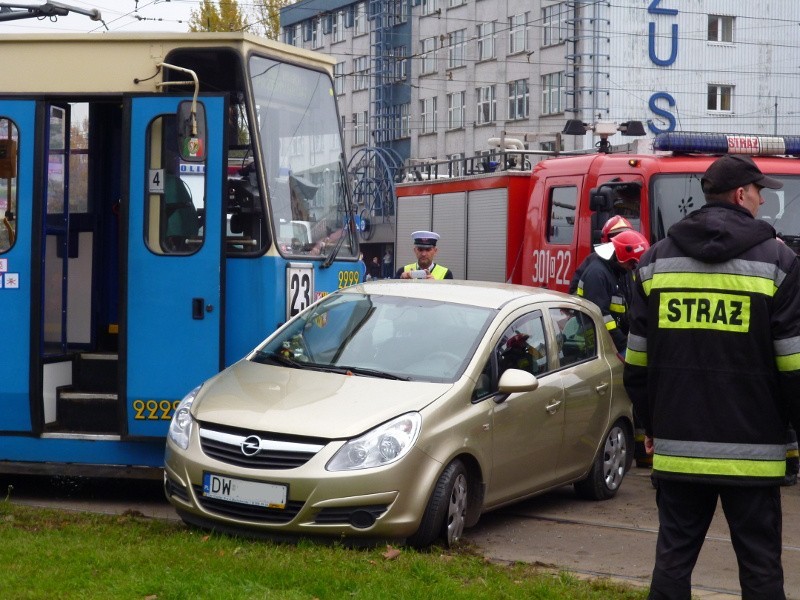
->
[54,353,120,433]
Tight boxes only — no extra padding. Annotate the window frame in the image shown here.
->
[707,84,733,112]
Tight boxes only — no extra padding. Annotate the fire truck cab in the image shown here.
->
[395,131,800,291]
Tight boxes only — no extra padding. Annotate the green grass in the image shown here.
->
[0,501,647,600]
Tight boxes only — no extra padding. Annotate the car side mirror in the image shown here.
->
[498,369,539,394]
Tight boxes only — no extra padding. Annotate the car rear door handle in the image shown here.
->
[595,382,610,395]
[545,399,562,414]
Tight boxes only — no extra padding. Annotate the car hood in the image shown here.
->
[192,360,454,438]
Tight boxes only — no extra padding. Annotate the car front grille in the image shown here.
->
[198,422,327,469]
[192,485,304,523]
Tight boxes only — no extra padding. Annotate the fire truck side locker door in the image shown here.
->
[123,95,226,438]
[0,100,36,432]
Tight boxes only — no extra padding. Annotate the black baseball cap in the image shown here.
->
[701,155,783,194]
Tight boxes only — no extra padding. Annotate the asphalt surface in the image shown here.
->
[3,467,798,598]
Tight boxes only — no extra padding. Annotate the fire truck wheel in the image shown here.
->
[574,419,632,501]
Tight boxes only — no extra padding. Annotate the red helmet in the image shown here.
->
[600,215,633,243]
[611,230,649,265]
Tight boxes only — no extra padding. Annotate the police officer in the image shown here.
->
[396,231,453,279]
[624,154,800,599]
[573,229,649,355]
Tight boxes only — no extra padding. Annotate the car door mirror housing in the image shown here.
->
[498,369,539,393]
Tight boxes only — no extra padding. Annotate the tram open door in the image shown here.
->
[0,93,226,468]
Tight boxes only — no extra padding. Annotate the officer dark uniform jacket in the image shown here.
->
[624,201,800,486]
[574,254,628,353]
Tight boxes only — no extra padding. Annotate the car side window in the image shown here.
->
[497,313,548,378]
[471,312,548,403]
[549,307,597,367]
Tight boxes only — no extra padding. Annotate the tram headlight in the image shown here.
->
[168,385,201,450]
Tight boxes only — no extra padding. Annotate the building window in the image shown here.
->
[399,103,411,138]
[447,91,466,129]
[708,15,734,43]
[354,2,367,35]
[392,46,407,81]
[508,79,529,120]
[389,0,408,25]
[541,72,565,115]
[542,3,569,47]
[353,111,368,145]
[421,97,437,134]
[334,62,345,95]
[291,24,301,46]
[422,0,439,16]
[449,0,465,8]
[708,84,733,112]
[353,56,369,91]
[509,13,528,54]
[311,16,323,49]
[476,85,496,125]
[448,29,466,69]
[332,10,346,43]
[477,22,496,61]
[420,37,436,74]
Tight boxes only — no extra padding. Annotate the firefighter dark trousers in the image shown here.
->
[649,480,784,600]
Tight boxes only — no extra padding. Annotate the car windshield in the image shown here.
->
[650,174,800,255]
[249,55,357,259]
[251,293,495,383]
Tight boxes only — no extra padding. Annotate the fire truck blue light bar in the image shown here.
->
[654,132,800,156]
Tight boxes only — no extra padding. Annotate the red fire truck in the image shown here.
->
[394,128,800,288]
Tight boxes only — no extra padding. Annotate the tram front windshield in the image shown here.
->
[249,56,356,259]
[650,174,800,254]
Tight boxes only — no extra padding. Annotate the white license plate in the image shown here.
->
[202,473,287,509]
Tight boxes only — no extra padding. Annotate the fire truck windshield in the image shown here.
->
[249,56,356,258]
[650,174,800,254]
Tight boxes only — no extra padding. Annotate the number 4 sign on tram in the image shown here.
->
[286,263,314,319]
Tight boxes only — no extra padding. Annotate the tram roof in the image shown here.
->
[0,32,334,94]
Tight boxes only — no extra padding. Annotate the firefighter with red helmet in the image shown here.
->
[573,229,649,354]
[568,215,633,294]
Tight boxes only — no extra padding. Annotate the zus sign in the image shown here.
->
[647,0,678,134]
[531,249,572,288]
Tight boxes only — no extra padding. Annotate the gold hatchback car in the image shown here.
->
[164,280,634,547]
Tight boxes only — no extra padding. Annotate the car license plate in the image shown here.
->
[202,473,287,509]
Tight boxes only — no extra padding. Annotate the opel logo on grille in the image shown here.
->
[241,435,262,457]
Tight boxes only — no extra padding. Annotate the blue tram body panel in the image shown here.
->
[0,100,36,433]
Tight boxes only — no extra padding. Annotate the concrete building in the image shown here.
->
[280,0,800,257]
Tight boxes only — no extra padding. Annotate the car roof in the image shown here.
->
[341,280,584,311]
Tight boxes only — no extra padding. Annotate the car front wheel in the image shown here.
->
[574,420,632,500]
[407,459,469,548]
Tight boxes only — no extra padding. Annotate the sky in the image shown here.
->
[0,1,198,34]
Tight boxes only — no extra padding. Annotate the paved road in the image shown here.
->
[3,467,798,598]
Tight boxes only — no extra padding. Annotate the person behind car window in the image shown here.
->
[624,154,800,599]
[396,231,453,279]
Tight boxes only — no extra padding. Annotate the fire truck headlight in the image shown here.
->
[168,385,201,450]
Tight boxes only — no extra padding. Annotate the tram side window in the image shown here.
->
[0,118,19,254]
[144,115,205,255]
[548,186,577,244]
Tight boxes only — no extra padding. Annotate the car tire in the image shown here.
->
[574,419,632,501]
[407,459,469,549]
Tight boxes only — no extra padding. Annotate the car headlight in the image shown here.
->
[326,412,421,471]
[167,385,201,450]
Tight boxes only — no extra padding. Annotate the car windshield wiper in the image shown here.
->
[252,350,303,369]
[334,365,411,381]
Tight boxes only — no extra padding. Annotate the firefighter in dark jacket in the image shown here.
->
[569,215,634,294]
[623,154,800,600]
[574,229,648,355]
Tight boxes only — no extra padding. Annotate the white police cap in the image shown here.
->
[412,230,439,248]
